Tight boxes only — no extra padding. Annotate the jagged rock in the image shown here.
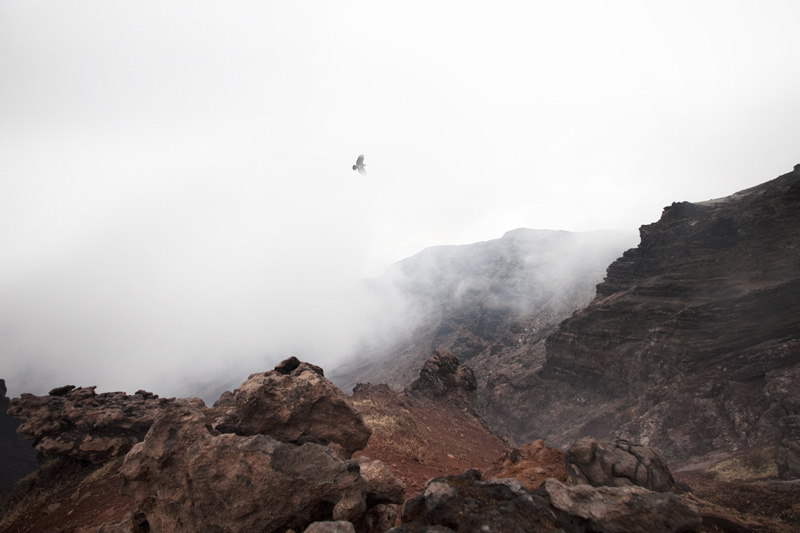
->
[478,167,800,472]
[7,385,200,464]
[485,439,567,491]
[393,469,567,533]
[391,469,700,533]
[565,437,677,492]
[0,379,39,493]
[276,355,302,374]
[536,478,701,533]
[212,358,371,457]
[304,522,356,533]
[213,390,234,407]
[406,350,477,398]
[121,404,403,533]
[356,456,406,503]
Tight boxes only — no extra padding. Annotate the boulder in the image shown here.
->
[393,469,565,533]
[213,358,371,458]
[304,521,356,533]
[486,438,567,491]
[391,469,700,533]
[7,385,199,464]
[406,351,477,399]
[566,437,677,492]
[212,390,234,407]
[536,478,701,533]
[121,404,403,533]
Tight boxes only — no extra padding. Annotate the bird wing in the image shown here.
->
[356,154,364,166]
[357,166,367,175]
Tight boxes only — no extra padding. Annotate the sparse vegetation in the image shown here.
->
[702,447,779,482]
[79,456,123,488]
[353,398,431,463]
[0,458,63,531]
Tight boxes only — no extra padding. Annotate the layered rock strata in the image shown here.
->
[488,167,800,476]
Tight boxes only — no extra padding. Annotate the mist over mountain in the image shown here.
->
[333,165,800,483]
[330,229,639,392]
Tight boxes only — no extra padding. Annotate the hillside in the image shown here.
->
[479,165,800,476]
[330,229,638,397]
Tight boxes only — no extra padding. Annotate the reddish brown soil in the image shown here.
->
[350,385,568,499]
[0,457,134,533]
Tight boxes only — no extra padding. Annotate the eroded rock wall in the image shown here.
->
[515,167,800,474]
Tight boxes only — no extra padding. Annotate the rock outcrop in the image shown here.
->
[565,437,677,492]
[406,350,476,401]
[484,438,567,491]
[122,404,402,533]
[390,469,700,533]
[480,167,800,476]
[0,379,38,493]
[536,478,701,533]
[212,357,371,458]
[7,385,199,464]
[116,358,397,533]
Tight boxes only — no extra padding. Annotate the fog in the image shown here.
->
[2,1,800,400]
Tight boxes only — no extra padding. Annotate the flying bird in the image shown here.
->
[353,154,367,175]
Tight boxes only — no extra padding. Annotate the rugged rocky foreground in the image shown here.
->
[480,166,800,479]
[3,353,799,531]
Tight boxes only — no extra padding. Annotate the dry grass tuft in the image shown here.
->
[353,398,431,463]
[703,447,778,482]
[79,456,123,488]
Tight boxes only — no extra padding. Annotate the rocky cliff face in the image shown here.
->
[0,379,38,493]
[331,229,638,398]
[493,167,800,477]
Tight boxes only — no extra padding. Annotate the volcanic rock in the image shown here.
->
[121,404,403,533]
[406,350,476,399]
[212,358,371,457]
[391,468,700,533]
[6,385,199,464]
[304,522,357,533]
[485,167,800,475]
[393,469,565,532]
[484,438,567,491]
[565,437,677,492]
[0,379,39,493]
[536,478,701,533]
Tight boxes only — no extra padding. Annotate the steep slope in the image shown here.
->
[490,165,800,476]
[330,229,638,396]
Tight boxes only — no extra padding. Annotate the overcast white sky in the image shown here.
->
[2,1,799,399]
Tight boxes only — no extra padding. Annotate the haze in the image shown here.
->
[2,1,799,400]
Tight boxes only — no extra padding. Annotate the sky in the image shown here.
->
[2,1,799,399]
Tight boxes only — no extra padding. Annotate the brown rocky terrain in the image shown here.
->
[3,353,799,531]
[4,167,800,531]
